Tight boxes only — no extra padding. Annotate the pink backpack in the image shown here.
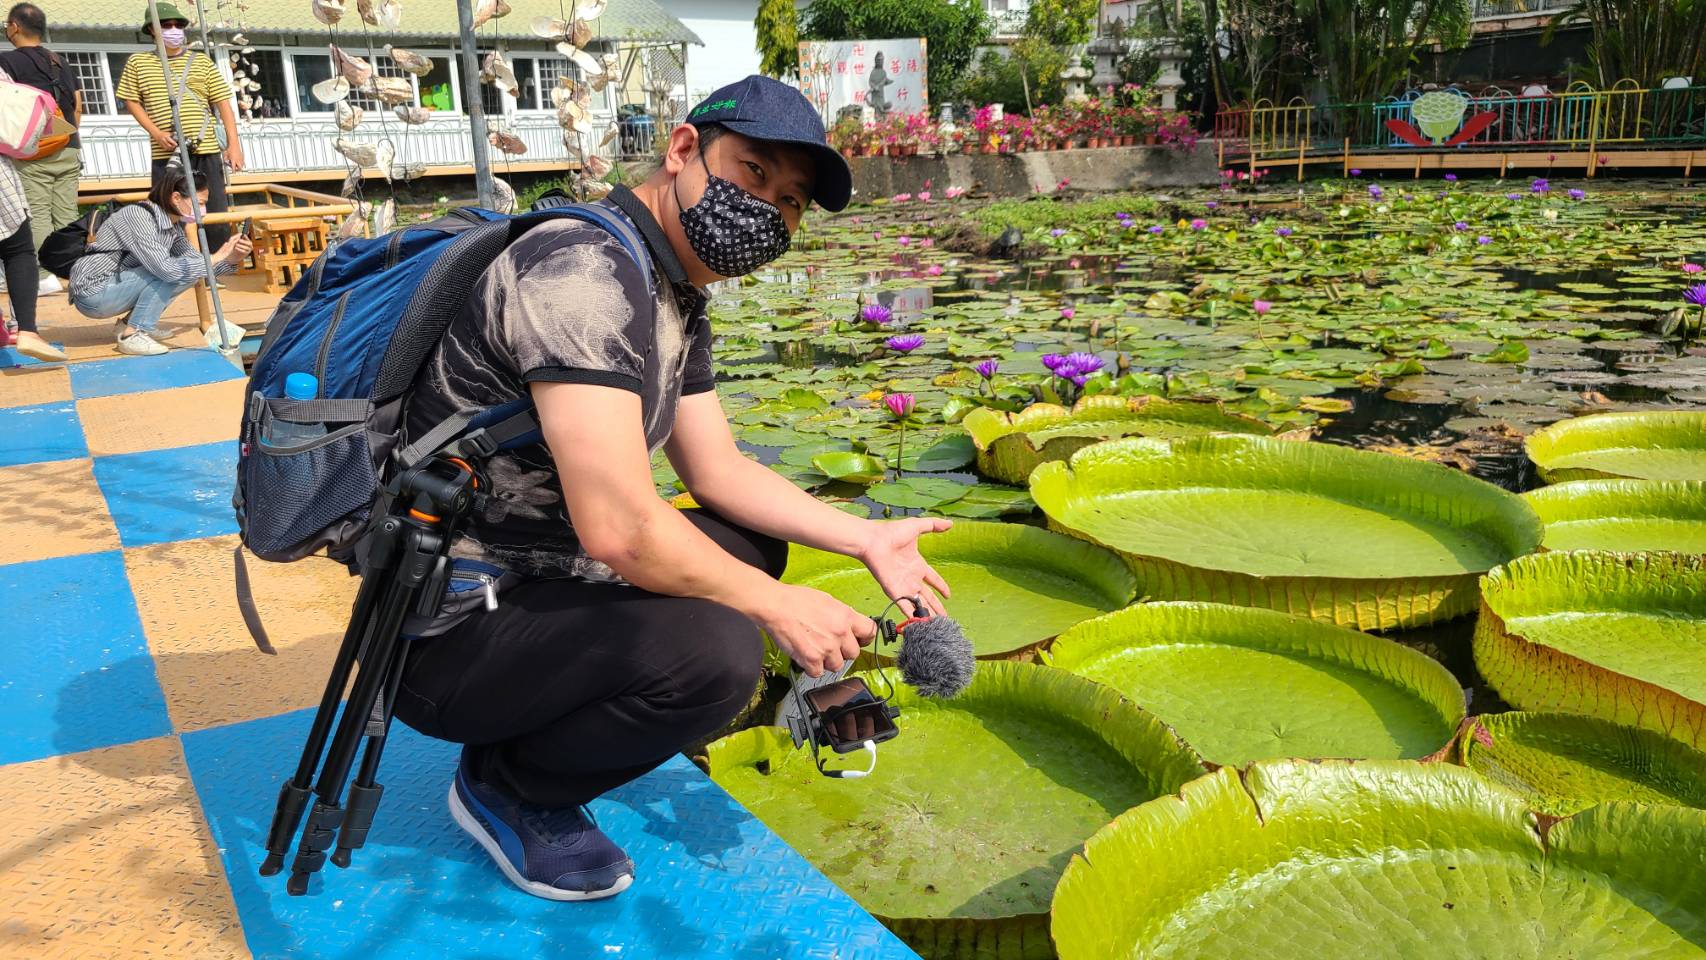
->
[0,76,61,159]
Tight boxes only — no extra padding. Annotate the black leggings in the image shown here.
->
[394,509,782,808]
[1,219,37,333]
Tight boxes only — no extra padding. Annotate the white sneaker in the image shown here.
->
[37,274,62,294]
[116,329,169,356]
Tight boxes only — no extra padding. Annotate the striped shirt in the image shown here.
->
[69,202,234,299]
[115,51,232,159]
[0,66,29,236]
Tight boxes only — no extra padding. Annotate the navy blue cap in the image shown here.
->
[685,75,853,213]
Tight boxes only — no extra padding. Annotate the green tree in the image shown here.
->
[800,0,992,101]
[1023,0,1102,47]
[755,0,800,79]
[1546,0,1706,87]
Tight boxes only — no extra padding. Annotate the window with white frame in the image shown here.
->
[291,52,417,114]
[63,51,113,115]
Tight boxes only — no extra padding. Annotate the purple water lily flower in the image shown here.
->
[1568,188,1586,200]
[1274,226,1293,237]
[885,334,925,353]
[1506,192,1523,200]
[1368,184,1384,199]
[975,359,999,380]
[1050,228,1067,237]
[1205,201,1219,209]
[1477,235,1493,245]
[860,302,893,325]
[1453,221,1469,231]
[1685,284,1706,308]
[1148,225,1165,235]
[1444,173,1458,182]
[1530,178,1550,194]
[883,393,915,419]
[1041,353,1065,372]
[1349,168,1362,176]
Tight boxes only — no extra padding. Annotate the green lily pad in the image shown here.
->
[1461,712,1706,816]
[1523,479,1706,553]
[1046,602,1464,765]
[783,520,1135,658]
[708,662,1206,959]
[811,451,887,485]
[899,433,976,472]
[1526,411,1706,482]
[964,395,1279,485]
[1474,551,1706,751]
[866,477,968,509]
[1052,760,1706,959]
[1030,435,1543,630]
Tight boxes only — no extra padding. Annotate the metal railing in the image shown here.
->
[1219,81,1706,161]
[1471,0,1569,18]
[76,111,620,181]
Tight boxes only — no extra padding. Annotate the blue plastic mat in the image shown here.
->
[0,550,171,764]
[92,440,239,546]
[183,709,920,960]
[69,349,244,399]
[0,401,86,466]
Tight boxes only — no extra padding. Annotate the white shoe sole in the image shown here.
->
[447,780,634,902]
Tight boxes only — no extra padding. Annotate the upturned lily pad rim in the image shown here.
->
[1460,711,1706,816]
[1050,759,1706,960]
[1522,479,1706,550]
[1030,434,1543,581]
[963,394,1275,451]
[707,660,1208,926]
[1525,411,1706,482]
[1474,550,1706,749]
[1044,601,1466,763]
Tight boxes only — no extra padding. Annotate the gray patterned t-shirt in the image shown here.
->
[402,197,714,579]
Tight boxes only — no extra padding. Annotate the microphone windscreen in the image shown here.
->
[896,615,975,698]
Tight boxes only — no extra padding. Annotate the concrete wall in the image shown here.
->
[846,143,1221,201]
[677,0,763,103]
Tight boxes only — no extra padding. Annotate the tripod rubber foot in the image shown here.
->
[286,872,310,896]
[330,849,352,869]
[259,853,284,877]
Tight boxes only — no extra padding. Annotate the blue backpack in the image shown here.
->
[233,200,651,575]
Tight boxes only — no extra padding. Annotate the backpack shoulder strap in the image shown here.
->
[395,202,659,469]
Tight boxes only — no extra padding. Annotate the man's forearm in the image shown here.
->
[688,453,872,559]
[217,100,239,143]
[590,495,781,616]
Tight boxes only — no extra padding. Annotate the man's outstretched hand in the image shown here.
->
[857,517,953,618]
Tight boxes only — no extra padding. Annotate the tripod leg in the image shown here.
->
[331,634,414,869]
[286,528,436,896]
[259,548,399,877]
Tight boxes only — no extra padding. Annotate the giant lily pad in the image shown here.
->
[1523,479,1706,553]
[1030,435,1543,630]
[1052,760,1706,959]
[1525,411,1706,482]
[963,395,1277,485]
[782,520,1135,658]
[708,662,1206,959]
[1461,711,1706,816]
[1474,551,1706,750]
[1046,602,1464,765]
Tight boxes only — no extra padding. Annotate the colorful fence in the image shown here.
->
[1218,82,1706,161]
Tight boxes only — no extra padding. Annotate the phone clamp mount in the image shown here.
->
[257,454,485,896]
[776,605,913,779]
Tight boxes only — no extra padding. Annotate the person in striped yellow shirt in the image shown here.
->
[115,2,241,247]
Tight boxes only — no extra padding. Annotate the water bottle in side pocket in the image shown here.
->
[267,372,326,448]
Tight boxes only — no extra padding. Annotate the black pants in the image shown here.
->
[394,510,782,808]
[0,219,36,333]
[151,152,230,248]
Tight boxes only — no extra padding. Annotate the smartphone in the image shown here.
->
[805,678,899,753]
[239,217,255,238]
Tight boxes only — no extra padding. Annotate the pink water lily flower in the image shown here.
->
[884,393,915,419]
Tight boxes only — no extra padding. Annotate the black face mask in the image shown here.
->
[675,152,792,277]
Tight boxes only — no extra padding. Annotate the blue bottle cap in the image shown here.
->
[284,372,319,401]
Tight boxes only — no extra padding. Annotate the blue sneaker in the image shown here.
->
[448,755,635,901]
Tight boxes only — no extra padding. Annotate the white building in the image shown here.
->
[668,0,761,102]
[42,0,702,185]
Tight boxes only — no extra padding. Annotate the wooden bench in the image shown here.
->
[245,216,332,294]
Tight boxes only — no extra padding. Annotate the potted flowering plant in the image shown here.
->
[828,115,864,159]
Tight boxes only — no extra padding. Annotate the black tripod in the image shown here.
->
[258,455,484,896]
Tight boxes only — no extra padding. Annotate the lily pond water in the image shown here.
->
[691,178,1706,958]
